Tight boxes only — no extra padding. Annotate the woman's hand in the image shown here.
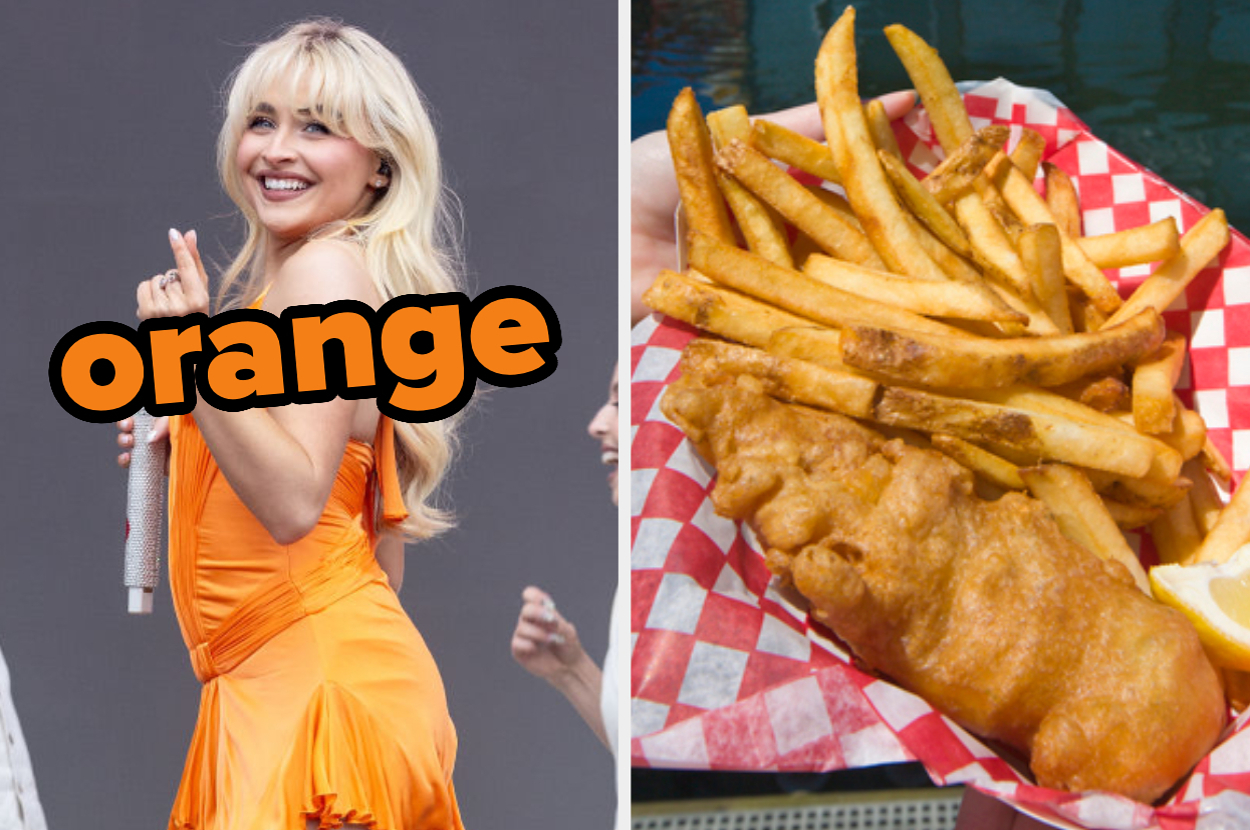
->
[121,227,204,470]
[511,586,610,749]
[135,228,211,321]
[115,415,170,470]
[511,586,589,685]
[630,90,918,326]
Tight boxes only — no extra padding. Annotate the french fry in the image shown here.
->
[982,277,1064,337]
[667,88,736,245]
[1203,435,1233,485]
[681,338,879,420]
[1019,464,1150,593]
[865,98,903,160]
[986,151,1124,314]
[1151,492,1203,566]
[898,211,988,286]
[688,231,962,337]
[1102,209,1230,329]
[1084,467,1192,511]
[1161,405,1208,463]
[707,106,794,268]
[1078,218,1180,271]
[1044,162,1082,239]
[1132,333,1187,434]
[878,149,973,258]
[874,386,1158,479]
[977,175,1026,244]
[930,433,1025,491]
[706,104,752,146]
[1192,475,1250,564]
[1223,670,1250,714]
[803,254,1025,323]
[1052,375,1131,413]
[751,119,841,184]
[641,269,815,349]
[1010,129,1047,183]
[922,125,1011,205]
[838,308,1164,390]
[790,232,822,270]
[971,384,1184,482]
[954,188,1056,333]
[1069,289,1110,333]
[717,140,885,268]
[1019,223,1075,334]
[806,185,862,229]
[715,174,794,268]
[953,188,1033,298]
[897,218,1041,337]
[817,9,951,283]
[1184,457,1226,537]
[767,325,846,369]
[883,23,972,153]
[1104,499,1164,531]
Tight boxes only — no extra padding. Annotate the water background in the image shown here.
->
[632,0,1250,232]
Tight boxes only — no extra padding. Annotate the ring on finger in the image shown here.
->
[159,269,181,290]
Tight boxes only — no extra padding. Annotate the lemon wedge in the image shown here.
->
[1151,545,1250,670]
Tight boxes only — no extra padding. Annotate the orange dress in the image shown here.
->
[165,412,463,830]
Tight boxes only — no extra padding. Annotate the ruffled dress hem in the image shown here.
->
[170,680,461,830]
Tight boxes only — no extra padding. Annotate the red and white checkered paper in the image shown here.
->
[630,79,1250,830]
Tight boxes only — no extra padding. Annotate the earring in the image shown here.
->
[374,178,388,188]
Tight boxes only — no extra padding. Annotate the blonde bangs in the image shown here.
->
[226,37,387,147]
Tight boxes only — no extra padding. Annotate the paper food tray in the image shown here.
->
[630,79,1250,830]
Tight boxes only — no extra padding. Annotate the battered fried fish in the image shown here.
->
[662,359,1225,803]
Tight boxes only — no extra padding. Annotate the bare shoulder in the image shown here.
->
[265,238,382,313]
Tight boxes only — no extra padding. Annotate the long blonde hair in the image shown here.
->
[215,19,464,540]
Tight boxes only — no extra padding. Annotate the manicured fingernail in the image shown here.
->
[548,632,565,646]
[169,228,182,242]
[147,431,161,444]
[187,229,197,245]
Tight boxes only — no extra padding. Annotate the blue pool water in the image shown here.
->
[633,0,1250,231]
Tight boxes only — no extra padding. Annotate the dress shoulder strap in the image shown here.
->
[373,416,409,524]
[249,285,271,310]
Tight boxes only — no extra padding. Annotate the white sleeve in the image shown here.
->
[600,585,626,830]
[0,645,47,830]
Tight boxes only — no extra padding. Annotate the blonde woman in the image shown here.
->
[117,19,465,829]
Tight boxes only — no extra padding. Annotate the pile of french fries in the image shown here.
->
[644,6,1250,600]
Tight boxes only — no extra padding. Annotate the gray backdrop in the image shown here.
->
[0,1,618,827]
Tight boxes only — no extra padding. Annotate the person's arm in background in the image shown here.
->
[511,586,609,750]
[629,92,917,326]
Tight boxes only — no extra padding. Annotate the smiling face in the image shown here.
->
[587,364,620,505]
[234,83,385,245]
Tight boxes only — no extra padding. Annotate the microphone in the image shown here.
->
[124,410,167,614]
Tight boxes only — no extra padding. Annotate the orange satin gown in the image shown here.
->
[165,411,464,830]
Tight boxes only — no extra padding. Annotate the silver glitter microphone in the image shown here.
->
[124,410,167,614]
